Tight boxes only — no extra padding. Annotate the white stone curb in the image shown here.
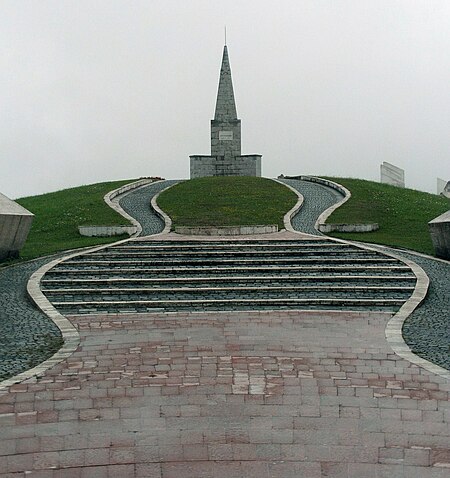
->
[151,183,178,235]
[309,177,351,233]
[272,178,304,233]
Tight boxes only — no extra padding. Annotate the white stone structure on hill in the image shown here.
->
[380,161,405,188]
[190,45,261,178]
[0,192,34,260]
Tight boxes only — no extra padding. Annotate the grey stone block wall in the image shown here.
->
[0,193,34,261]
[190,155,261,178]
[211,119,241,160]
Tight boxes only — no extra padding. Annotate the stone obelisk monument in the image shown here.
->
[190,45,262,178]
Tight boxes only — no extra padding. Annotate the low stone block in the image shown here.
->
[428,210,450,259]
[318,223,379,233]
[175,224,278,236]
[78,225,137,237]
[0,192,34,260]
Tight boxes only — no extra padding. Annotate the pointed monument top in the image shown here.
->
[214,45,238,121]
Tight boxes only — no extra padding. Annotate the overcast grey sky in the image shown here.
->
[1,0,450,198]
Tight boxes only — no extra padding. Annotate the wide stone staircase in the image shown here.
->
[41,238,417,314]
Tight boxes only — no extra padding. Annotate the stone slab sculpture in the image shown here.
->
[190,45,262,178]
[0,192,34,260]
[437,178,447,196]
[380,161,405,188]
[437,179,450,198]
[428,210,450,260]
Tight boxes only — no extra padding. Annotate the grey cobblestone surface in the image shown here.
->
[118,180,179,236]
[0,258,63,381]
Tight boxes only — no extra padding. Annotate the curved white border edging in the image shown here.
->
[104,178,159,237]
[308,177,351,233]
[151,183,179,234]
[272,178,304,232]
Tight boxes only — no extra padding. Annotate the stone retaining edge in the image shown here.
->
[0,238,133,392]
[318,223,379,233]
[272,178,305,233]
[78,225,137,237]
[151,184,178,235]
[104,178,159,237]
[174,225,278,236]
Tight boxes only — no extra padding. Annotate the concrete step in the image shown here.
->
[42,239,417,314]
[41,277,416,290]
[52,297,405,314]
[42,284,414,295]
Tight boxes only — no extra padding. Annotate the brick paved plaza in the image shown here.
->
[1,305,449,477]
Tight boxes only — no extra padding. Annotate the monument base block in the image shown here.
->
[190,155,261,178]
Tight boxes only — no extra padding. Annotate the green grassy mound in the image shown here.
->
[157,176,298,230]
[11,179,137,262]
[325,177,449,255]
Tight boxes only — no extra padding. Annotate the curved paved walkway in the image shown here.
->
[0,177,449,477]
[119,180,179,236]
[279,178,343,235]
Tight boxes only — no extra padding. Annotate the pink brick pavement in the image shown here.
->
[0,309,449,477]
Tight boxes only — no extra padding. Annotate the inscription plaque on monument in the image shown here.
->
[219,131,233,141]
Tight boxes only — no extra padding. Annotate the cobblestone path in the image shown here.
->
[118,180,180,236]
[278,178,343,234]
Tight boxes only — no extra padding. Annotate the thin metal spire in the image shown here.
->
[224,25,227,46]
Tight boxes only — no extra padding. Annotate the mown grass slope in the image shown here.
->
[157,176,298,230]
[12,179,136,262]
[325,177,449,255]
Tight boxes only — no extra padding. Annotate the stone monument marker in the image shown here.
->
[437,178,450,198]
[380,161,405,188]
[0,192,34,261]
[190,45,262,178]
